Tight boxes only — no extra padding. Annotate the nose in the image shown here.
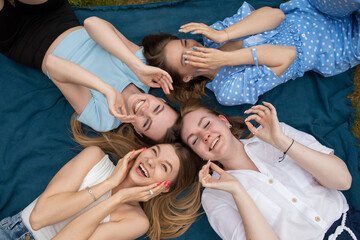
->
[147,158,154,168]
[201,132,211,143]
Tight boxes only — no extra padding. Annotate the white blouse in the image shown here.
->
[202,123,348,240]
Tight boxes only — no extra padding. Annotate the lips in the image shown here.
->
[209,136,220,151]
[136,162,150,178]
[133,99,145,114]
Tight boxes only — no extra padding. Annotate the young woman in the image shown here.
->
[142,0,360,104]
[172,99,359,239]
[0,142,202,240]
[0,0,177,141]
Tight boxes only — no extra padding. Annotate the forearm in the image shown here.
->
[54,193,122,240]
[46,55,113,95]
[84,17,143,74]
[31,180,114,230]
[232,185,278,240]
[274,135,352,190]
[224,45,296,76]
[224,7,285,41]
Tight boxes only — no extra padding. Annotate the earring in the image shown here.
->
[228,124,232,128]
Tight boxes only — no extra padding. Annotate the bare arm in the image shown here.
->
[83,17,173,93]
[30,147,115,230]
[180,7,285,43]
[245,102,352,190]
[186,44,297,77]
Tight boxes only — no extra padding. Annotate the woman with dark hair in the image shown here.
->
[0,0,178,142]
[171,99,359,239]
[0,141,203,240]
[142,0,360,104]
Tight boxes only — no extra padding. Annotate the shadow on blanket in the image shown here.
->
[0,0,358,239]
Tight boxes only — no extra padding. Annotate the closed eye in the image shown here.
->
[152,148,158,156]
[192,137,198,145]
[162,163,168,172]
[154,105,160,113]
[204,121,210,128]
[143,119,150,128]
[184,39,187,47]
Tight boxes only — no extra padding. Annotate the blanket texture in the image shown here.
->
[0,0,358,239]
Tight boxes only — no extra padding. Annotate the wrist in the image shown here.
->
[221,29,230,42]
[274,135,293,152]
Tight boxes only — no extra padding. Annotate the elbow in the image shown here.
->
[84,16,101,30]
[45,54,58,76]
[339,173,352,191]
[29,210,43,231]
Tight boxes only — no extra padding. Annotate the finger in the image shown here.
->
[128,148,146,161]
[119,105,128,116]
[209,162,225,174]
[185,55,207,64]
[262,101,277,115]
[161,75,174,91]
[158,78,170,95]
[186,61,208,68]
[245,114,265,126]
[160,71,174,85]
[251,105,271,114]
[244,108,266,117]
[116,115,136,123]
[244,119,258,135]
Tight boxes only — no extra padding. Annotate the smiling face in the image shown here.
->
[181,109,233,161]
[164,39,203,82]
[126,93,179,142]
[128,144,180,185]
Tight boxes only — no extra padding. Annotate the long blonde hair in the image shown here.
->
[71,114,203,239]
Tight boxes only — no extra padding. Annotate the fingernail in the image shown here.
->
[196,70,201,73]
[157,183,161,186]
[163,181,167,185]
[165,185,169,189]
[183,54,187,58]
[185,60,188,64]
[140,147,147,150]
[244,110,248,113]
[245,118,248,122]
[190,31,194,34]
[186,51,191,54]
[193,47,197,50]
[167,181,171,185]
[178,29,183,32]
[131,149,135,152]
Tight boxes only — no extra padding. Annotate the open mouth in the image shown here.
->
[133,100,145,114]
[209,136,220,151]
[136,163,149,178]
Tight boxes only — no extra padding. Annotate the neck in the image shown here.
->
[200,68,221,81]
[111,176,136,195]
[220,138,258,172]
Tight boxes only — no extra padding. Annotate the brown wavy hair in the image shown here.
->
[142,33,209,103]
[71,114,203,239]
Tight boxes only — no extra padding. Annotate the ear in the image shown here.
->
[218,114,230,126]
[183,75,193,83]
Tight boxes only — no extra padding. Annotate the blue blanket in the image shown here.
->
[0,0,359,239]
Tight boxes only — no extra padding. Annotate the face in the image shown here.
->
[129,144,180,185]
[127,93,179,142]
[164,39,203,81]
[181,109,233,161]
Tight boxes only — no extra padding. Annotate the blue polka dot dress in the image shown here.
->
[204,0,360,106]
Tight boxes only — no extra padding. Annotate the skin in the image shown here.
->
[30,145,179,239]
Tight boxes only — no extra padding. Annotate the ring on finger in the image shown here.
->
[149,190,154,195]
[253,129,258,135]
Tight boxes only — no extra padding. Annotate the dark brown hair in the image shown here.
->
[142,33,209,103]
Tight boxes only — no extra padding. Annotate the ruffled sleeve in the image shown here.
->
[203,1,255,49]
[207,64,285,106]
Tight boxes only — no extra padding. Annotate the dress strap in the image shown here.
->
[328,212,358,240]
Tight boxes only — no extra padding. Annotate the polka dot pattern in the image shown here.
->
[204,0,360,106]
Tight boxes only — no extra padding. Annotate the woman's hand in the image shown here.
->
[179,23,228,43]
[104,86,135,123]
[184,47,228,72]
[116,181,168,203]
[136,65,173,94]
[199,161,242,195]
[244,102,286,149]
[107,149,144,188]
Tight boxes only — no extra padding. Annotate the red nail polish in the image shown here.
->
[167,181,171,185]
[163,181,167,185]
[157,183,161,186]
[165,185,169,189]
[131,149,135,152]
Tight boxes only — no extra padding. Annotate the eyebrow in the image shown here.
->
[185,117,206,143]
[157,145,174,172]
[145,104,165,131]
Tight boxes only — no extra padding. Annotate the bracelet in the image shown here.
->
[223,28,230,41]
[86,186,97,202]
[278,138,294,162]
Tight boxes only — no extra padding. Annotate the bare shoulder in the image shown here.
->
[111,203,150,231]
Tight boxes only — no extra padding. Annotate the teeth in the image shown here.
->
[210,137,220,151]
[134,100,145,114]
[139,163,149,178]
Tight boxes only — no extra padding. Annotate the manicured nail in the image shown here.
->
[165,185,170,189]
[244,110,248,113]
[185,60,188,64]
[193,47,197,50]
[157,183,161,186]
[186,51,191,54]
[167,181,171,185]
[140,147,147,150]
[245,118,248,122]
[131,149,135,152]
[183,54,187,58]
[163,181,167,185]
[190,31,194,34]
[178,29,183,32]
[196,70,201,73]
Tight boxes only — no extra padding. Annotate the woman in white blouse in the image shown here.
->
[175,99,359,240]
